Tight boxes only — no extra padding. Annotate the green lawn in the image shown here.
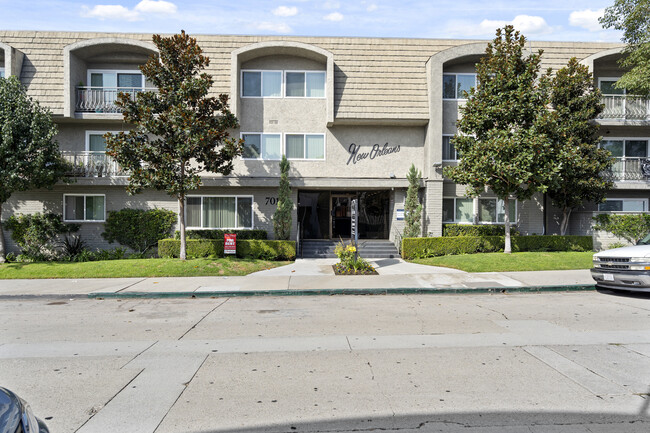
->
[410,251,594,272]
[0,257,292,279]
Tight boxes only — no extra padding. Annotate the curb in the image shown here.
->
[86,284,597,299]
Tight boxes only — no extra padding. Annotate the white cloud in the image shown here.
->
[480,15,552,35]
[323,1,341,9]
[366,4,378,12]
[273,6,298,17]
[81,5,140,21]
[569,9,605,32]
[81,1,177,22]
[253,21,292,33]
[134,0,177,15]
[324,12,343,22]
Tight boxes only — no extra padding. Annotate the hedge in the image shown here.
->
[174,229,267,240]
[443,224,519,237]
[402,235,593,259]
[159,239,295,260]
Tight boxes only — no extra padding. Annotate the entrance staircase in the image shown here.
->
[300,239,400,259]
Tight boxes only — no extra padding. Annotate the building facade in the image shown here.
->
[0,31,647,253]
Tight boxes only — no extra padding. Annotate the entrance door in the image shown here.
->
[331,194,355,239]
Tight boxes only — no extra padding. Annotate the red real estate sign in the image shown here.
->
[224,233,236,255]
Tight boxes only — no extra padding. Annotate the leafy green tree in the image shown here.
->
[600,0,650,96]
[444,26,556,253]
[404,164,422,238]
[105,31,242,260]
[0,76,68,261]
[272,156,293,240]
[541,58,614,235]
[5,213,78,261]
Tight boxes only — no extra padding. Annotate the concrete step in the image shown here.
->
[301,240,399,259]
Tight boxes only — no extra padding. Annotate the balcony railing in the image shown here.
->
[75,86,155,113]
[602,157,650,181]
[598,95,650,121]
[62,151,127,177]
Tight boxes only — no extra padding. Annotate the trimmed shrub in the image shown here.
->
[402,235,593,259]
[592,213,650,244]
[174,229,268,240]
[443,224,519,237]
[5,213,79,261]
[102,208,177,254]
[159,239,295,260]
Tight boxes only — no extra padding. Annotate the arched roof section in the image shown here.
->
[63,38,158,117]
[231,41,335,124]
[579,46,625,72]
[0,41,25,78]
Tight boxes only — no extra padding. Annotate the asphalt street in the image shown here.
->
[1,291,649,432]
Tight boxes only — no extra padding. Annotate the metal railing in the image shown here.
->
[75,86,156,113]
[602,157,650,181]
[62,151,127,177]
[598,95,650,121]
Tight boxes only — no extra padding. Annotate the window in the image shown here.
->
[186,196,253,229]
[479,198,516,224]
[88,70,145,89]
[442,135,459,161]
[285,134,325,160]
[599,77,625,95]
[601,139,649,158]
[63,195,105,222]
[443,73,476,99]
[241,70,282,97]
[0,68,5,78]
[443,198,473,223]
[241,70,325,98]
[598,198,648,212]
[241,133,282,160]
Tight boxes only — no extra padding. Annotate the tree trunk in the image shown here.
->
[560,207,572,236]
[504,196,512,254]
[179,194,186,260]
[0,203,5,263]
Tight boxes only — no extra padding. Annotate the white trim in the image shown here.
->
[442,197,474,224]
[240,69,283,98]
[443,197,518,225]
[477,197,518,225]
[600,137,650,157]
[598,76,625,95]
[598,197,649,212]
[85,130,122,152]
[63,194,106,222]
[442,73,477,100]
[283,132,326,161]
[185,195,255,230]
[240,132,283,160]
[284,70,327,99]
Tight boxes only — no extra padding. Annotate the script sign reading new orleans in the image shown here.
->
[347,143,401,165]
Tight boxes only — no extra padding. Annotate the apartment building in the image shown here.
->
[0,31,646,253]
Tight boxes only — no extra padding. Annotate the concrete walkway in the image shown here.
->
[0,258,596,298]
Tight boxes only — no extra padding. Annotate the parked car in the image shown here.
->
[591,234,650,292]
[0,387,49,433]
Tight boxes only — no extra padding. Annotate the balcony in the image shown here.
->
[602,157,650,182]
[75,86,155,113]
[62,151,126,177]
[598,95,650,121]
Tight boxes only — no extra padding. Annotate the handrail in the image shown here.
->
[602,157,650,181]
[61,151,127,177]
[598,95,650,121]
[75,86,157,113]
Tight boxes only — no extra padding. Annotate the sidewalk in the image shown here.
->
[0,259,596,298]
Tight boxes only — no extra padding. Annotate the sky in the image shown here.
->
[0,0,624,42]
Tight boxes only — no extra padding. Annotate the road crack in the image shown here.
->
[178,298,230,340]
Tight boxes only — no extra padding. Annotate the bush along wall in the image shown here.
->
[442,224,520,237]
[174,229,268,240]
[159,239,295,260]
[401,235,593,260]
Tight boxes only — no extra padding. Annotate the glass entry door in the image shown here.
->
[331,194,355,239]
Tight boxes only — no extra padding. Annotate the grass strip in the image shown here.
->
[0,257,292,279]
[410,251,594,272]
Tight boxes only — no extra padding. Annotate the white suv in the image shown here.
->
[591,234,650,292]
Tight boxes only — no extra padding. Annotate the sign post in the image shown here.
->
[351,198,358,262]
[224,233,236,256]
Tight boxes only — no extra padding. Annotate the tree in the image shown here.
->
[105,31,242,260]
[0,76,68,262]
[542,58,614,235]
[600,0,650,96]
[404,164,422,238]
[272,156,293,240]
[593,213,650,244]
[443,26,556,254]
